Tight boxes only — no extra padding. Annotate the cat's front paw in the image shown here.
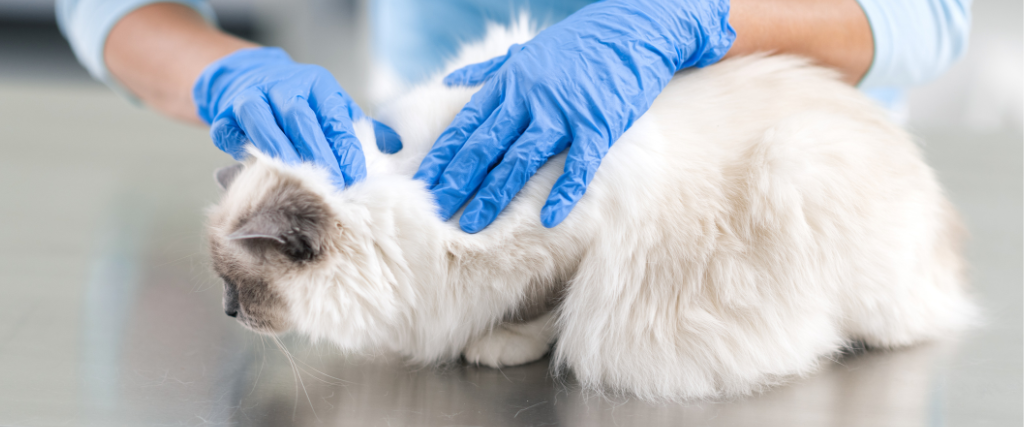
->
[463,326,551,368]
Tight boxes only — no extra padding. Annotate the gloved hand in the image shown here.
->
[193,47,401,189]
[414,0,734,233]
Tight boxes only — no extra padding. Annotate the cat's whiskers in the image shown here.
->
[271,335,320,422]
[295,359,355,387]
[248,334,268,397]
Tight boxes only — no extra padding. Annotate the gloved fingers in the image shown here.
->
[306,67,374,183]
[232,88,303,165]
[429,104,529,220]
[373,120,403,154]
[459,123,569,233]
[210,113,251,161]
[443,44,520,87]
[414,79,504,187]
[267,85,349,188]
[313,91,370,186]
[541,129,608,228]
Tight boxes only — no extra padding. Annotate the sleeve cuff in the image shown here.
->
[855,0,971,90]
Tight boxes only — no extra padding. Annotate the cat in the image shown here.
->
[206,20,976,401]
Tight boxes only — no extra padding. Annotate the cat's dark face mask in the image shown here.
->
[209,163,333,333]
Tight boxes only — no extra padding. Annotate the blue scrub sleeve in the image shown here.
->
[856,0,972,89]
[56,0,217,95]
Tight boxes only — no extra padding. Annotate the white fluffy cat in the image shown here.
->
[207,21,976,401]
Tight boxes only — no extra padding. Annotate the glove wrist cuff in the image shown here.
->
[678,0,736,69]
[617,0,736,71]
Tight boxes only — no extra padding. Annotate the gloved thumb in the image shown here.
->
[443,44,522,87]
[373,120,403,154]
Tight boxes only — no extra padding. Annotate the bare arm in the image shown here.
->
[727,0,874,84]
[104,3,257,124]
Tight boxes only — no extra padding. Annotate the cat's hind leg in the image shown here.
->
[463,312,556,368]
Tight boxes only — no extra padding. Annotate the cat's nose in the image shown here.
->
[223,279,240,318]
[224,294,240,318]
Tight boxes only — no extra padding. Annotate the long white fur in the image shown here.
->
[213,20,976,401]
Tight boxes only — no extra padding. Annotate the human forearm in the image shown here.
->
[105,3,257,123]
[726,0,873,84]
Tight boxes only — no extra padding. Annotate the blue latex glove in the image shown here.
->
[414,0,734,233]
[193,47,402,189]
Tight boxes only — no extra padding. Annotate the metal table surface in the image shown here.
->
[0,78,1020,426]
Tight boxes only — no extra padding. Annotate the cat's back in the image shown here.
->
[644,54,906,164]
[567,53,937,230]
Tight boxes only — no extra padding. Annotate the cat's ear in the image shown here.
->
[227,214,286,244]
[215,164,245,190]
[227,210,318,261]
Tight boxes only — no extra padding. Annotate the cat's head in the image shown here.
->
[206,153,418,346]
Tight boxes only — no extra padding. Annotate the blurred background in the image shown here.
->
[0,1,1020,426]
